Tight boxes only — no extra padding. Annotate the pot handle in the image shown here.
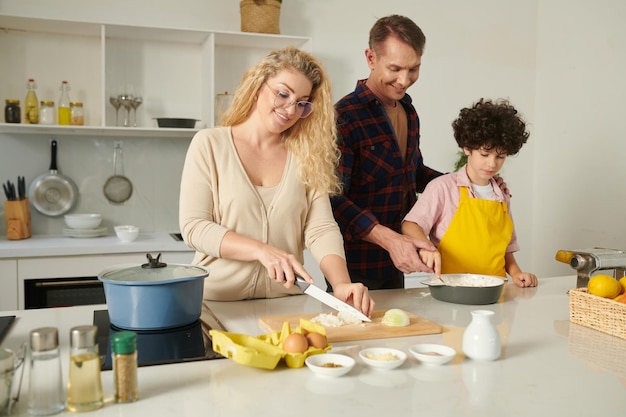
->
[142,253,167,269]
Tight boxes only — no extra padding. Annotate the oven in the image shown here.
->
[24,277,105,309]
[17,251,195,310]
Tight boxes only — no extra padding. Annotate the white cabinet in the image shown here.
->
[0,259,18,311]
[0,15,311,137]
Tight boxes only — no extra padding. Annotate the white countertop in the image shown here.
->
[0,233,192,258]
[1,275,625,417]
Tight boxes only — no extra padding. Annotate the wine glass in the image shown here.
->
[130,96,143,127]
[109,96,122,126]
[119,94,134,127]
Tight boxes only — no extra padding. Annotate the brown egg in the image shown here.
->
[306,332,328,349]
[283,333,309,353]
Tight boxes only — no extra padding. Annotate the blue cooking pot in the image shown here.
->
[98,253,209,330]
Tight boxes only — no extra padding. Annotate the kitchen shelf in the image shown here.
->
[0,123,198,138]
[0,15,312,139]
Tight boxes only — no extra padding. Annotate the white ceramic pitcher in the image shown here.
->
[462,309,501,361]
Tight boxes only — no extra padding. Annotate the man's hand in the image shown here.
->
[366,225,436,274]
[494,175,511,197]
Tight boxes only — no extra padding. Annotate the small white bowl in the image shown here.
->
[359,347,407,370]
[305,353,355,377]
[114,225,139,242]
[64,213,102,230]
[409,343,456,366]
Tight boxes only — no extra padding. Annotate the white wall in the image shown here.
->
[1,0,624,278]
[533,0,626,276]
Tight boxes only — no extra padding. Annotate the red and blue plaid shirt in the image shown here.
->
[332,80,442,285]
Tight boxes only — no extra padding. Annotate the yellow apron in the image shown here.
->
[438,186,513,277]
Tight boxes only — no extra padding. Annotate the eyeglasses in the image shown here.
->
[264,83,314,118]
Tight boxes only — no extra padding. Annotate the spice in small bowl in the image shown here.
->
[305,353,355,377]
[359,347,407,370]
[409,343,456,366]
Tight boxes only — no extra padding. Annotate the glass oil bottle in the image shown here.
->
[66,326,103,412]
[24,78,39,124]
[57,81,71,125]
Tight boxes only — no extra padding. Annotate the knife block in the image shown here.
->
[4,198,32,240]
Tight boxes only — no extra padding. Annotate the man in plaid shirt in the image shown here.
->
[332,15,442,289]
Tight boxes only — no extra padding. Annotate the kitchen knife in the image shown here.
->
[294,276,371,322]
[18,176,25,200]
[2,183,11,200]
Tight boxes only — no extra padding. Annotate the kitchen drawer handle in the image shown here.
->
[34,279,101,288]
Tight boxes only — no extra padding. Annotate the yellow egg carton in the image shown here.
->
[209,318,331,369]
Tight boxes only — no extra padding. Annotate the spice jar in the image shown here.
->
[39,101,55,125]
[69,102,84,126]
[4,99,21,123]
[66,326,103,412]
[111,331,138,403]
[28,327,65,416]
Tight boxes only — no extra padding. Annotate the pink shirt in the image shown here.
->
[403,166,519,252]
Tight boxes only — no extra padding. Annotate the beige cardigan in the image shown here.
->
[179,127,345,300]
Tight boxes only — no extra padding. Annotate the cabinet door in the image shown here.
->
[0,259,18,311]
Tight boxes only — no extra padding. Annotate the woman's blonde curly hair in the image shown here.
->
[218,47,342,195]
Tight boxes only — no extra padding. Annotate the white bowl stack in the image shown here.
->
[63,214,107,238]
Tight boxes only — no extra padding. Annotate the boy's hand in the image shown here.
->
[512,272,538,287]
[418,248,441,277]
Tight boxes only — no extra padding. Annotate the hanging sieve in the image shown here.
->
[103,142,133,204]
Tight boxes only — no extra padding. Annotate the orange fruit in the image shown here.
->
[617,293,626,304]
[588,274,621,299]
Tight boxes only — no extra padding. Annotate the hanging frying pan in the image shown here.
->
[29,139,78,216]
[103,143,133,204]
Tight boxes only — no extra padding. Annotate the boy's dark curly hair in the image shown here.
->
[452,98,529,156]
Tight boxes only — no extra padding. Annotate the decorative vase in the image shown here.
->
[240,0,281,34]
[462,310,501,361]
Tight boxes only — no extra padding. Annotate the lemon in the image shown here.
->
[619,277,626,295]
[381,309,410,327]
[588,274,621,299]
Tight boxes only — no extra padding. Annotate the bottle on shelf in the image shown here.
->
[24,78,39,124]
[70,102,84,126]
[58,81,71,125]
[4,99,21,123]
[39,100,55,125]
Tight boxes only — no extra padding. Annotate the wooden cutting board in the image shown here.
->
[259,310,443,343]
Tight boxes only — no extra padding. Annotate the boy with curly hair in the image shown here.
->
[401,98,537,287]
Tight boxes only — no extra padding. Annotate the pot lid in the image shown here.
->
[99,253,209,284]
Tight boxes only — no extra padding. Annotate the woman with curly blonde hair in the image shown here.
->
[180,47,374,316]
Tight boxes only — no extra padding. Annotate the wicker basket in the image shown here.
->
[569,287,626,340]
[240,0,281,34]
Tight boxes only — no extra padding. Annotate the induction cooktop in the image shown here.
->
[93,304,224,371]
